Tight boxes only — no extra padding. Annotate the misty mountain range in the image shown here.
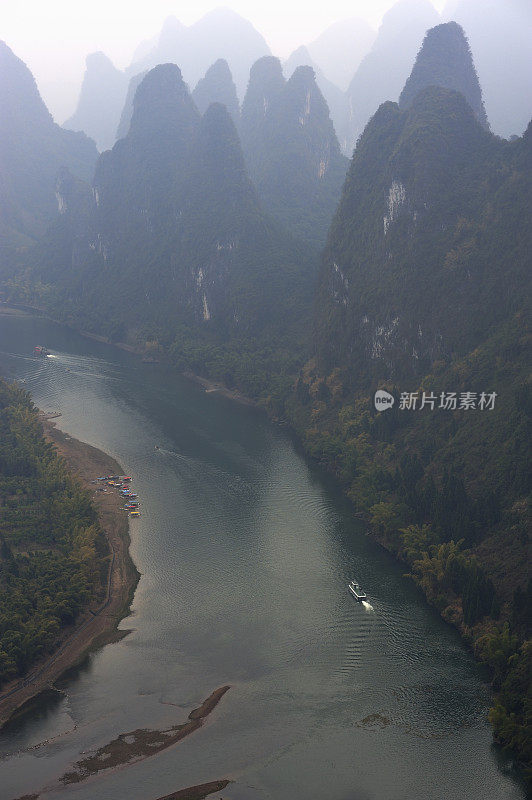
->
[57,1,531,153]
[0,1,530,777]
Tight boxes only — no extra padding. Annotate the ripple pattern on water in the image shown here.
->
[0,314,524,800]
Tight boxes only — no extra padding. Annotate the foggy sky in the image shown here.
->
[2,0,446,122]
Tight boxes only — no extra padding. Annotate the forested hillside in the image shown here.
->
[287,89,531,773]
[7,64,316,398]
[0,29,530,780]
[0,380,108,687]
[316,88,528,380]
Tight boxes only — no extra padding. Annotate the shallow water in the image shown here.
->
[0,313,524,800]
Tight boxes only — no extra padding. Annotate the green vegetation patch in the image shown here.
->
[0,379,107,687]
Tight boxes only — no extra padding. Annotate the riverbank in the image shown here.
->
[182,371,257,407]
[0,417,139,729]
[0,303,257,407]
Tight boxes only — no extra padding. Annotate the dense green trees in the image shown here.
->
[288,90,531,773]
[0,380,107,688]
[286,332,530,771]
[316,88,530,382]
[0,41,529,779]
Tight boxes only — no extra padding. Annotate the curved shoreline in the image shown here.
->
[0,418,140,729]
[0,303,258,408]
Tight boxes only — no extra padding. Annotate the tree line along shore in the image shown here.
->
[0,378,138,728]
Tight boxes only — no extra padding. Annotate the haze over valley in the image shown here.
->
[0,2,530,799]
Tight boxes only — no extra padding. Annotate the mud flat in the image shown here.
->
[61,686,231,784]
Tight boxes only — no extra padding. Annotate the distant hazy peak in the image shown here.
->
[192,59,240,122]
[128,8,270,100]
[64,49,128,150]
[199,6,255,23]
[158,15,185,45]
[307,17,376,90]
[247,56,285,86]
[0,40,97,242]
[160,14,184,32]
[345,0,440,151]
[130,37,156,65]
[287,45,313,61]
[134,63,188,100]
[84,51,119,71]
[399,21,489,129]
[130,63,198,136]
[203,58,231,75]
[241,56,286,123]
[309,16,374,45]
[0,40,52,127]
[286,65,317,89]
[285,46,316,73]
[115,71,148,140]
[378,0,440,37]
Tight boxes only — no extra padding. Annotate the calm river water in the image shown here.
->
[0,312,524,800]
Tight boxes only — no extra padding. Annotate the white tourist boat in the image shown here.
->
[348,580,367,601]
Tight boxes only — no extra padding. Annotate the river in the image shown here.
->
[0,312,524,800]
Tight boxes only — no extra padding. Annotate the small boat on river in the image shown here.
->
[348,580,367,601]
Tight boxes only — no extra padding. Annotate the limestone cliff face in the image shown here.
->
[284,46,348,151]
[35,66,315,339]
[315,87,531,384]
